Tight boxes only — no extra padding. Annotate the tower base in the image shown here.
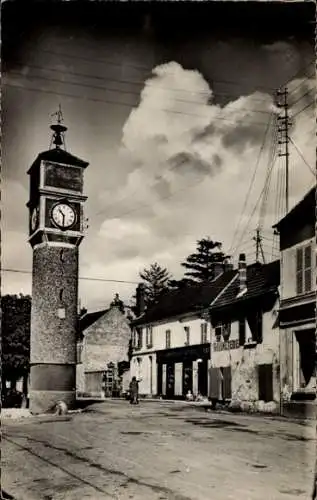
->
[29,390,76,415]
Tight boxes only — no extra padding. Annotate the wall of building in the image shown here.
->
[134,316,210,353]
[211,303,280,403]
[131,315,210,397]
[83,306,131,372]
[130,352,157,396]
[78,306,131,395]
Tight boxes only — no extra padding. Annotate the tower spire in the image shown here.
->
[50,104,67,150]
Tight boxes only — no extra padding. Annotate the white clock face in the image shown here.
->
[31,208,39,231]
[51,203,76,229]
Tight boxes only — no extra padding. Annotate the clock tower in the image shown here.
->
[27,109,89,414]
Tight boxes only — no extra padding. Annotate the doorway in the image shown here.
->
[166,363,175,398]
[183,361,193,396]
[198,359,208,396]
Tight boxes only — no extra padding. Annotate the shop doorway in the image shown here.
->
[166,363,175,398]
[183,361,193,396]
[198,359,208,396]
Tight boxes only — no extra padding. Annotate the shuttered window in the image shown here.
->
[166,329,171,349]
[296,244,312,295]
[201,323,208,343]
[146,326,153,348]
[137,327,143,349]
[184,326,190,345]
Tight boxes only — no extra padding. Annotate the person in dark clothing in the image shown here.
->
[129,376,139,405]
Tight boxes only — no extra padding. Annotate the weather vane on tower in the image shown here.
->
[50,104,68,150]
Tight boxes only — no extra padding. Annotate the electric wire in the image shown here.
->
[1,268,138,284]
[232,141,278,256]
[289,136,315,176]
[291,101,315,119]
[7,62,275,107]
[19,45,277,93]
[228,114,273,255]
[3,81,270,126]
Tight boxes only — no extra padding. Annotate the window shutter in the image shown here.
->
[256,311,263,344]
[304,244,312,292]
[201,323,207,343]
[209,367,221,399]
[296,247,303,295]
[238,319,246,346]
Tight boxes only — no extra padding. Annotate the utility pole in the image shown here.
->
[276,88,290,214]
[253,228,265,264]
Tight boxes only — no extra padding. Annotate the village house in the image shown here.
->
[273,186,316,418]
[76,294,132,397]
[130,267,235,399]
[209,254,280,412]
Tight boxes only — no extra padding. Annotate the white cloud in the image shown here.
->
[3,60,314,311]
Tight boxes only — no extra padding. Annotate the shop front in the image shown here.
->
[156,344,210,399]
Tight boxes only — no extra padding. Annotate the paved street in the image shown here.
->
[2,400,316,500]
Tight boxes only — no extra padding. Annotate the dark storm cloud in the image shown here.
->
[168,152,217,177]
[221,123,266,153]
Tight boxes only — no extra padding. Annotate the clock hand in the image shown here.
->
[58,209,65,224]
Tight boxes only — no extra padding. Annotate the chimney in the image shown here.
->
[238,253,247,292]
[213,262,224,279]
[224,257,233,273]
[136,283,145,316]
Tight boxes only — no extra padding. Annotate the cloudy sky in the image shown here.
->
[2,3,315,311]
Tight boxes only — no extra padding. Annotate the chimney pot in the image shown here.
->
[136,283,145,316]
[238,253,247,292]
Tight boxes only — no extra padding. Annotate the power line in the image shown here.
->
[289,82,316,102]
[95,168,209,221]
[8,61,274,104]
[7,69,273,117]
[1,268,138,284]
[289,136,315,176]
[21,45,277,93]
[228,114,273,255]
[233,149,278,256]
[292,101,315,119]
[3,81,270,126]
[279,59,315,89]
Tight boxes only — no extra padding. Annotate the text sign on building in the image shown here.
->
[213,339,240,352]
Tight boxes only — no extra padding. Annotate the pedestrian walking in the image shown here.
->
[129,376,139,405]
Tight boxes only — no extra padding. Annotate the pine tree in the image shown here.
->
[181,237,226,283]
[139,262,171,307]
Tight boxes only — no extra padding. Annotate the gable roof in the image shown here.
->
[133,269,236,326]
[273,186,315,231]
[211,260,280,312]
[79,308,110,332]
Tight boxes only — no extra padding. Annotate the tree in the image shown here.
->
[180,237,227,283]
[1,294,31,392]
[139,262,171,308]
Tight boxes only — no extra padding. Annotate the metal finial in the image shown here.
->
[50,104,67,149]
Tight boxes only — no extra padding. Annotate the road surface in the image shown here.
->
[2,400,316,500]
